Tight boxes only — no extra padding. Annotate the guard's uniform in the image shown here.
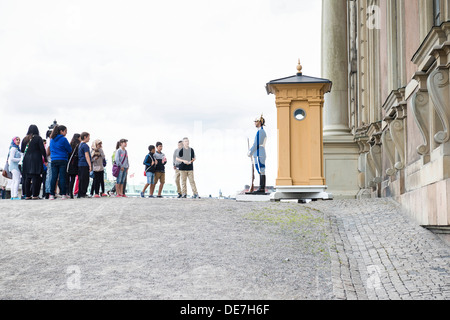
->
[248,127,267,175]
[248,116,267,194]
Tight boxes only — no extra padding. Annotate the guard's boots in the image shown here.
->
[254,175,266,194]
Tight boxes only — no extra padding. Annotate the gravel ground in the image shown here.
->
[0,198,333,300]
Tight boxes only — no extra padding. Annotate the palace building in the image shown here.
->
[321,0,450,226]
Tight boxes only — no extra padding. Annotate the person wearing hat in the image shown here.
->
[248,115,267,194]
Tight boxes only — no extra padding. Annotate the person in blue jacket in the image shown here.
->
[248,115,267,194]
[49,125,72,200]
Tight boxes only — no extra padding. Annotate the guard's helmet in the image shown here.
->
[254,114,266,126]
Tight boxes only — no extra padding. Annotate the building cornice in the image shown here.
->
[412,21,450,72]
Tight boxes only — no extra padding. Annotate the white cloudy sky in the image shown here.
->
[0,0,322,197]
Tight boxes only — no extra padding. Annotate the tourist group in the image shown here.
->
[0,124,199,200]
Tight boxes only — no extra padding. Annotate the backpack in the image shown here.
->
[67,145,79,173]
[143,153,156,174]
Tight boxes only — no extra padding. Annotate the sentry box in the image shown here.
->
[266,60,333,202]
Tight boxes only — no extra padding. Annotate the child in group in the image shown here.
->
[77,132,92,198]
[140,145,156,198]
[91,139,106,198]
[115,139,129,197]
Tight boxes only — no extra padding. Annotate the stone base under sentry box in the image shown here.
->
[235,194,272,202]
[270,185,333,202]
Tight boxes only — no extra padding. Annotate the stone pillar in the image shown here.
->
[321,0,360,198]
[322,0,351,136]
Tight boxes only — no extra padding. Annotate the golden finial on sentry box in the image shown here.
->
[297,59,303,75]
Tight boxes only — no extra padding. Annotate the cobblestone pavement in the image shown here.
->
[308,198,450,300]
[0,197,448,300]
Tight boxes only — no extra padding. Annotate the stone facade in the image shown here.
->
[322,0,450,226]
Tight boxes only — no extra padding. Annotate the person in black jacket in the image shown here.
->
[67,133,81,199]
[140,145,156,198]
[153,142,167,198]
[21,125,47,199]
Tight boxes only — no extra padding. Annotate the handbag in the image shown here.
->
[67,145,78,173]
[112,163,120,178]
[2,149,13,179]
[2,163,12,179]
[20,136,32,174]
[112,150,127,178]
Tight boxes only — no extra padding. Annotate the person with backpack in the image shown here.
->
[49,125,72,200]
[67,133,80,199]
[140,145,156,198]
[176,137,199,199]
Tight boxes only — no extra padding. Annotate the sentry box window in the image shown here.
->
[294,109,306,121]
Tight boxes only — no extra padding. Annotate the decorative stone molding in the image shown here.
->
[383,88,406,120]
[427,67,450,144]
[366,152,377,188]
[412,22,449,72]
[366,120,383,184]
[381,129,396,176]
[370,143,382,183]
[411,89,431,155]
[355,137,371,190]
[390,118,406,170]
[394,100,408,120]
[356,143,366,190]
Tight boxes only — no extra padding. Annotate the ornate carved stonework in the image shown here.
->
[356,138,369,189]
[427,67,450,144]
[366,152,377,188]
[390,119,406,170]
[370,143,382,183]
[411,90,431,155]
[381,129,396,176]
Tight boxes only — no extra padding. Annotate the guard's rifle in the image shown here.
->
[247,138,255,193]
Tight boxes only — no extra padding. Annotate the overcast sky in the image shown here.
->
[0,0,322,197]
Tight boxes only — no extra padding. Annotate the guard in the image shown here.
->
[248,115,267,194]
